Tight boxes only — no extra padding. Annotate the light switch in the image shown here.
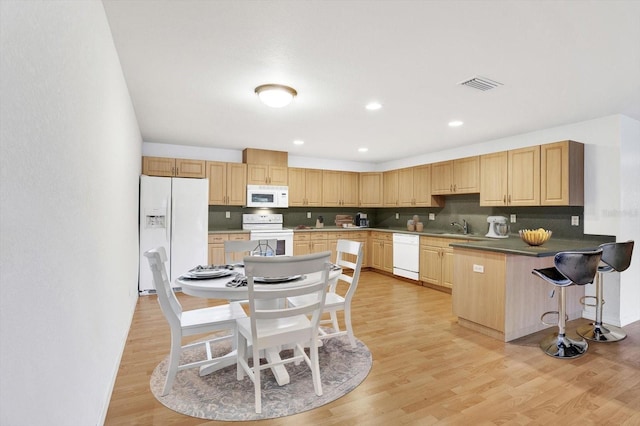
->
[225,211,230,219]
[396,213,399,219]
[429,213,435,221]
[510,214,516,223]
[307,212,312,219]
[473,264,484,273]
[571,216,579,226]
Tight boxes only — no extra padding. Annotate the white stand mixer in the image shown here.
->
[486,216,509,238]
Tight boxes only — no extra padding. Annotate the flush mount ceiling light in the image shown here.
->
[448,120,464,127]
[365,102,382,110]
[293,140,304,145]
[358,147,369,152]
[254,84,297,108]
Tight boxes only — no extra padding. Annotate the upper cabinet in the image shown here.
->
[322,170,359,207]
[205,161,247,206]
[480,146,540,206]
[359,172,383,207]
[382,169,399,206]
[540,140,584,206]
[142,156,206,178]
[431,156,480,195]
[243,148,288,185]
[395,165,444,207]
[288,167,323,207]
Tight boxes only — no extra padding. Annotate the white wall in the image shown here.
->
[0,2,141,425]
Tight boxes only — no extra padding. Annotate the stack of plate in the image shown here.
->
[181,267,233,280]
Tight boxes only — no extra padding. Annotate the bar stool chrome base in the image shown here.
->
[577,322,626,342]
[540,333,588,359]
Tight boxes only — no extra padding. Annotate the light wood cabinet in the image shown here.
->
[322,170,359,207]
[480,146,540,206]
[540,140,584,206]
[382,170,399,206]
[207,233,249,264]
[431,156,480,195]
[142,156,206,178]
[370,231,393,273]
[293,232,328,255]
[396,165,444,207]
[326,231,369,267]
[242,148,288,166]
[419,236,467,291]
[288,168,323,207]
[452,247,586,342]
[205,161,246,206]
[246,164,288,185]
[359,172,383,207]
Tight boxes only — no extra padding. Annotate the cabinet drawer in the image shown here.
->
[371,231,392,241]
[327,231,367,240]
[294,232,311,241]
[228,233,249,241]
[420,236,467,248]
[310,232,327,241]
[208,234,229,244]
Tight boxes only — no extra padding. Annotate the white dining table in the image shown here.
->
[176,265,341,385]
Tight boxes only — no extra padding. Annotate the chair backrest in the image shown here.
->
[144,247,182,329]
[333,239,364,301]
[243,251,332,338]
[599,240,634,273]
[224,239,277,264]
[554,248,603,286]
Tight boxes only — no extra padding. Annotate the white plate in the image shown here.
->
[253,274,303,283]
[182,270,233,280]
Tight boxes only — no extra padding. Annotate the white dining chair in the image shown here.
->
[224,239,277,264]
[287,239,363,348]
[144,247,247,396]
[236,251,332,414]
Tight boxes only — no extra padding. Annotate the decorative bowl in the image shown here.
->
[519,229,552,246]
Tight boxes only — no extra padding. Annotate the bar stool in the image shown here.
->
[577,241,634,342]
[532,249,603,359]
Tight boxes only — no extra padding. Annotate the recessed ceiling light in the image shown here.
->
[293,140,304,145]
[448,120,464,127]
[358,147,369,153]
[254,84,297,108]
[365,102,382,111]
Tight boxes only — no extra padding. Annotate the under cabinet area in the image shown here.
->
[451,247,585,342]
[142,156,206,178]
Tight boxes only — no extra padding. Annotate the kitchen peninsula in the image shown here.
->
[449,236,613,342]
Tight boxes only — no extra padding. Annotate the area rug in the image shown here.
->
[150,333,372,421]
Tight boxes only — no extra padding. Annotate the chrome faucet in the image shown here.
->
[450,219,468,235]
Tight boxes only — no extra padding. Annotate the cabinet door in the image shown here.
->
[247,164,269,184]
[293,237,311,255]
[480,151,508,206]
[226,163,247,206]
[341,172,359,206]
[371,239,384,270]
[268,165,288,186]
[413,164,443,207]
[453,156,479,193]
[288,168,307,207]
[142,156,175,177]
[508,146,540,206]
[540,141,583,206]
[431,161,453,194]
[208,244,225,265]
[419,245,442,285]
[305,169,323,207]
[382,241,394,273]
[206,161,227,205]
[359,172,383,207]
[383,169,399,206]
[397,167,415,206]
[441,249,455,289]
[322,170,342,206]
[175,159,206,178]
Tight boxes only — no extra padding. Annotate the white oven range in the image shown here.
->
[242,213,293,256]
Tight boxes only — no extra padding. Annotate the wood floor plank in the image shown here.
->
[105,270,640,425]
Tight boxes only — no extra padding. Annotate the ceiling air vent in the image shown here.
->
[458,76,503,91]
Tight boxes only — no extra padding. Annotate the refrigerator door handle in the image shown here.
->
[166,195,172,243]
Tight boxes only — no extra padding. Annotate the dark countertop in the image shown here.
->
[450,236,614,257]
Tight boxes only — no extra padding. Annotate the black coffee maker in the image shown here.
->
[355,212,369,227]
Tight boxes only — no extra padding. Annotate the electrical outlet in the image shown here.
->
[473,264,484,273]
[307,212,311,219]
[510,214,516,223]
[571,216,580,226]
[225,211,230,219]
[396,213,399,219]
[429,213,435,221]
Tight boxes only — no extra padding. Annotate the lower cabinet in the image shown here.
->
[327,231,369,267]
[370,231,393,273]
[208,233,249,264]
[293,232,328,255]
[419,237,467,291]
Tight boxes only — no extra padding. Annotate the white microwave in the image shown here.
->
[246,185,289,208]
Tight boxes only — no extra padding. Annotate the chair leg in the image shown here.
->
[162,331,182,396]
[252,346,262,414]
[540,287,588,359]
[310,338,323,396]
[329,310,340,333]
[344,306,356,348]
[577,272,627,342]
[237,333,247,380]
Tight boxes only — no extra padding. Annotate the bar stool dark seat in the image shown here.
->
[532,249,603,359]
[577,241,634,342]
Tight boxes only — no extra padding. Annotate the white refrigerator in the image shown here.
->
[139,175,209,294]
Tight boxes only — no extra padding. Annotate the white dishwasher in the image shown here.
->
[393,233,420,280]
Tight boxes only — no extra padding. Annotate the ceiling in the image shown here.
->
[102,0,640,164]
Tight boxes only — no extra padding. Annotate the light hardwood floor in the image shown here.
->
[106,271,640,425]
